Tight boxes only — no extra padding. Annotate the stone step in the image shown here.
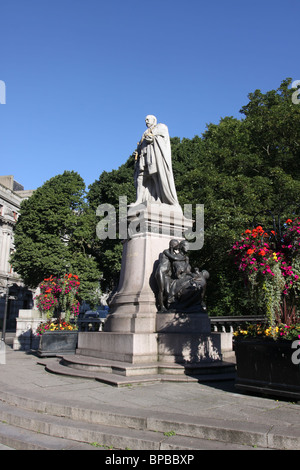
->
[0,398,268,451]
[0,400,176,450]
[43,359,170,386]
[0,421,104,450]
[0,386,279,450]
[38,355,236,386]
[41,358,236,386]
[0,444,14,450]
[62,354,236,374]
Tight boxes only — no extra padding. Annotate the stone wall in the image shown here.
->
[13,309,43,351]
[0,176,34,331]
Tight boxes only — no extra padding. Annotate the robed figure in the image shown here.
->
[155,239,209,313]
[133,115,179,206]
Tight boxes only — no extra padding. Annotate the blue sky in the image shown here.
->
[0,0,299,192]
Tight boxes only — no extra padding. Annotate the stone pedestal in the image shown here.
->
[156,312,221,363]
[104,203,192,334]
[78,202,222,366]
[77,331,158,363]
[156,312,211,334]
[13,309,43,351]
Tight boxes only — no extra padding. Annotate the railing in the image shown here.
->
[210,316,266,333]
[77,318,102,331]
[76,315,266,333]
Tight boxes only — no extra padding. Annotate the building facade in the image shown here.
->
[0,175,34,331]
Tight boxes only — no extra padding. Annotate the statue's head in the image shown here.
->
[179,240,189,253]
[169,239,179,250]
[145,115,157,128]
[202,270,210,279]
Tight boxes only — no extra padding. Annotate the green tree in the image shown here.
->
[181,79,300,315]
[240,78,300,180]
[12,171,102,306]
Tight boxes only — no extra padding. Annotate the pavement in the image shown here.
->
[1,342,300,451]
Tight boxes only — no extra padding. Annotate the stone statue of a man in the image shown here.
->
[133,115,179,206]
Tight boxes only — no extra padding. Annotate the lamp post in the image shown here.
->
[1,277,10,343]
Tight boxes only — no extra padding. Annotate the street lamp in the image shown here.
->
[1,277,10,343]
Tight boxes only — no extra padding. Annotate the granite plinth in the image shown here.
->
[77,331,158,364]
[104,203,192,333]
[78,202,222,367]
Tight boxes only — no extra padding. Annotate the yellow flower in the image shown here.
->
[234,329,248,336]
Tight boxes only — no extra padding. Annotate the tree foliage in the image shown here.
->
[12,171,102,306]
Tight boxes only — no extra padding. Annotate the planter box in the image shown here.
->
[235,338,300,400]
[38,331,78,357]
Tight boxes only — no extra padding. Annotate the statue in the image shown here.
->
[155,239,209,313]
[133,115,179,206]
[155,239,181,312]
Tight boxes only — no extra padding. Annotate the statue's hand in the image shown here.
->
[144,131,154,142]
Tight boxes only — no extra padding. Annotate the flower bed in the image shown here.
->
[234,322,300,341]
[36,320,77,336]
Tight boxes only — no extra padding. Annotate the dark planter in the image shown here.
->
[235,338,300,400]
[38,331,78,357]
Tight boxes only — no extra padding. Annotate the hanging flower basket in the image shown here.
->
[35,274,80,323]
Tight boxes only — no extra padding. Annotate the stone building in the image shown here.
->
[0,175,34,331]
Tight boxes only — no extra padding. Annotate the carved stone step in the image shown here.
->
[39,355,236,387]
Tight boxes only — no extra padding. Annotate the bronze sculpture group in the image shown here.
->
[155,239,209,313]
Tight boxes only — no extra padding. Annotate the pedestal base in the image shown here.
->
[156,312,221,363]
[77,331,158,363]
[156,312,211,334]
[105,202,193,332]
[75,202,222,373]
[157,332,222,364]
[78,312,222,364]
[77,329,222,366]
